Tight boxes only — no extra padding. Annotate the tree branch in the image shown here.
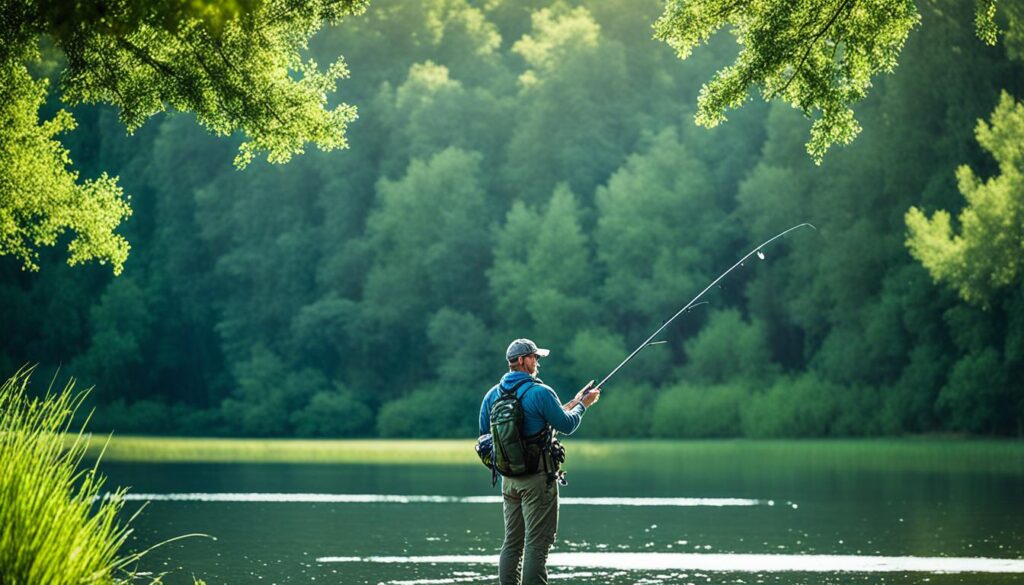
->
[771,0,855,98]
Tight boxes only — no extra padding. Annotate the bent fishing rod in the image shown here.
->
[584,222,817,395]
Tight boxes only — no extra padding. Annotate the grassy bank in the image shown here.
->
[79,435,1024,475]
[2,370,142,584]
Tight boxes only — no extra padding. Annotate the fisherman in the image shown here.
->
[479,338,601,585]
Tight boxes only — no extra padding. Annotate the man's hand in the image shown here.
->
[566,380,600,410]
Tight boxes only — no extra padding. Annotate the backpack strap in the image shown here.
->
[516,380,539,401]
[517,381,552,442]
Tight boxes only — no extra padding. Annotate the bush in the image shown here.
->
[292,386,374,437]
[831,385,884,436]
[651,382,748,438]
[564,328,627,390]
[171,404,226,436]
[741,373,841,437]
[93,398,173,434]
[377,384,478,438]
[879,343,949,433]
[579,383,654,438]
[221,345,331,436]
[90,400,224,436]
[0,368,141,583]
[683,309,778,384]
[937,349,1013,433]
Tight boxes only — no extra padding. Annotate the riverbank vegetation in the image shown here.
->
[3,0,1023,439]
[0,369,148,584]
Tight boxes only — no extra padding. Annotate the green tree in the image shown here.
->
[72,276,152,400]
[196,156,324,363]
[220,344,335,436]
[595,128,730,330]
[363,148,491,327]
[490,185,596,352]
[936,348,1014,433]
[379,61,512,179]
[427,308,495,387]
[564,328,627,389]
[8,0,1024,439]
[375,309,496,438]
[1,60,131,274]
[1,0,366,272]
[653,0,1010,161]
[906,92,1024,307]
[346,147,492,396]
[292,384,374,437]
[502,6,638,203]
[376,382,477,437]
[683,310,778,385]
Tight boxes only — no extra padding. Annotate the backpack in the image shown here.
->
[489,378,546,477]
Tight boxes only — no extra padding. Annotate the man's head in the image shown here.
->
[506,338,549,377]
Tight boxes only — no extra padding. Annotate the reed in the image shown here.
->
[1,367,145,584]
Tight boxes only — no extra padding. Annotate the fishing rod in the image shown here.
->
[585,222,817,395]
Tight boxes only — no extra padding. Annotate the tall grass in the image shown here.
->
[1,367,147,584]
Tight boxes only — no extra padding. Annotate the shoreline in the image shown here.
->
[75,435,1024,473]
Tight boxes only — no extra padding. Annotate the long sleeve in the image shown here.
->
[479,390,492,435]
[537,386,585,435]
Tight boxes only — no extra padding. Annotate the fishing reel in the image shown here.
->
[549,438,567,486]
[555,470,568,486]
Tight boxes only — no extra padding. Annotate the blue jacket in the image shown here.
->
[479,371,586,437]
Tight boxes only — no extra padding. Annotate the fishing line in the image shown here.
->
[586,222,817,394]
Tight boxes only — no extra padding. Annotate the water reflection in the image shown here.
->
[110,492,770,507]
[318,552,1024,573]
[96,452,1024,585]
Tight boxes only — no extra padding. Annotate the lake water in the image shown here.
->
[99,441,1024,584]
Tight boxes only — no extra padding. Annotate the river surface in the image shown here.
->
[99,441,1024,584]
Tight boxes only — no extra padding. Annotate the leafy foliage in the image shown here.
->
[936,348,1014,433]
[683,310,778,384]
[652,382,747,438]
[0,59,131,273]
[741,373,843,437]
[653,0,1014,162]
[906,92,1024,307]
[0,0,366,271]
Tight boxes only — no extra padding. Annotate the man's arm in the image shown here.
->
[563,380,595,410]
[479,390,492,435]
[541,386,585,435]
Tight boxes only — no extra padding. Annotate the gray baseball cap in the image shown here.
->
[506,338,550,361]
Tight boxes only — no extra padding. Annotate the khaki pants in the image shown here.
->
[499,471,558,585]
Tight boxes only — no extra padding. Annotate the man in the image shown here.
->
[479,338,601,585]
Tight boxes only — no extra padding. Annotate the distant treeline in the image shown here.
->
[3,0,1022,438]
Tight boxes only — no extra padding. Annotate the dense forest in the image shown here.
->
[3,0,1022,438]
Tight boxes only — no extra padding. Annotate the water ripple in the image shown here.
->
[107,493,767,507]
[316,552,1024,574]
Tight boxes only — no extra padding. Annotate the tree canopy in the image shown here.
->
[653,0,1015,162]
[906,91,1024,308]
[0,0,366,273]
